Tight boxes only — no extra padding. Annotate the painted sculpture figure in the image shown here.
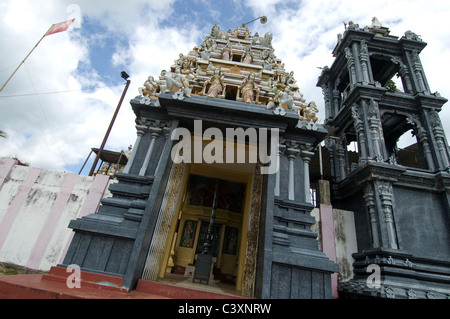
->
[138,76,158,97]
[239,73,258,103]
[203,68,224,98]
[136,24,313,116]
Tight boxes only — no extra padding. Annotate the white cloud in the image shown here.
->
[0,0,180,172]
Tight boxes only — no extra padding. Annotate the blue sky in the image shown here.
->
[1,0,450,174]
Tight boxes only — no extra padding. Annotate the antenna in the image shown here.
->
[242,16,268,27]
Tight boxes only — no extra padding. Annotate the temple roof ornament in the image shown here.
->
[137,23,320,125]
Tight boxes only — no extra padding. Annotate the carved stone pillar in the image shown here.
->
[345,47,357,88]
[123,124,147,174]
[337,144,347,180]
[416,127,435,171]
[360,40,370,85]
[398,62,413,93]
[433,127,450,169]
[368,99,385,161]
[429,110,450,170]
[139,125,162,176]
[369,120,382,161]
[274,143,286,197]
[352,104,368,163]
[363,183,380,247]
[411,50,428,94]
[324,138,336,179]
[332,88,340,116]
[377,181,398,249]
[322,84,331,119]
[301,150,314,204]
[285,141,300,201]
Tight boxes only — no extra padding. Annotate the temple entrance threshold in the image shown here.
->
[141,160,262,297]
[156,273,242,297]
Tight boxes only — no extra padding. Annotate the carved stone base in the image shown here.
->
[339,249,450,299]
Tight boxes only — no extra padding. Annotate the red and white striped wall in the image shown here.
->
[0,157,111,271]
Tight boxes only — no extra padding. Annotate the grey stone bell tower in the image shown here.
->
[317,19,450,298]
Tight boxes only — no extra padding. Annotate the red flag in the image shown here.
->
[45,18,75,36]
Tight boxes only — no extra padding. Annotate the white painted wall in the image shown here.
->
[311,207,358,282]
[0,157,111,271]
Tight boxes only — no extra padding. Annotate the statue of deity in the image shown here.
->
[180,57,195,80]
[138,75,158,96]
[180,74,192,98]
[239,73,259,103]
[221,44,232,61]
[299,101,320,123]
[267,84,293,110]
[241,46,253,64]
[164,68,183,92]
[203,68,224,98]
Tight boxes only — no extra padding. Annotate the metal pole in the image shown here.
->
[0,27,50,92]
[78,149,93,174]
[88,79,131,176]
[203,179,219,254]
[319,143,323,180]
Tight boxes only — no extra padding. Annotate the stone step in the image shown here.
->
[42,266,126,292]
[135,279,249,299]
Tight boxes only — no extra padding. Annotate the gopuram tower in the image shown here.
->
[61,23,338,298]
[317,18,450,298]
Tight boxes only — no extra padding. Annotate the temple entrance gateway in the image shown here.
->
[156,162,260,295]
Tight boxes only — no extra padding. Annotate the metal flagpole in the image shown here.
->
[88,73,131,176]
[0,25,52,93]
[0,19,74,93]
[203,179,219,254]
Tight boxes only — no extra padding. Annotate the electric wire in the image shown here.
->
[0,83,125,98]
[23,61,69,168]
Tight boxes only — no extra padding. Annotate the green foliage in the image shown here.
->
[386,79,399,92]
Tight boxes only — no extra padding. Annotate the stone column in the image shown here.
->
[352,103,368,163]
[324,139,336,179]
[377,181,398,249]
[345,47,357,88]
[285,141,300,201]
[411,50,428,94]
[398,62,413,93]
[274,144,286,197]
[368,99,385,161]
[363,183,380,247]
[360,40,370,85]
[139,126,162,176]
[123,124,147,174]
[416,128,435,171]
[332,89,340,117]
[433,127,450,169]
[321,84,331,118]
[301,150,314,204]
[337,145,347,180]
[429,110,450,170]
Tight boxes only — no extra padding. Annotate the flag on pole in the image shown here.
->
[45,18,75,36]
[0,18,76,92]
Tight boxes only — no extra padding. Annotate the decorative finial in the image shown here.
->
[371,17,382,28]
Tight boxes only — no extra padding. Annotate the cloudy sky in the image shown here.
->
[1,0,450,174]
